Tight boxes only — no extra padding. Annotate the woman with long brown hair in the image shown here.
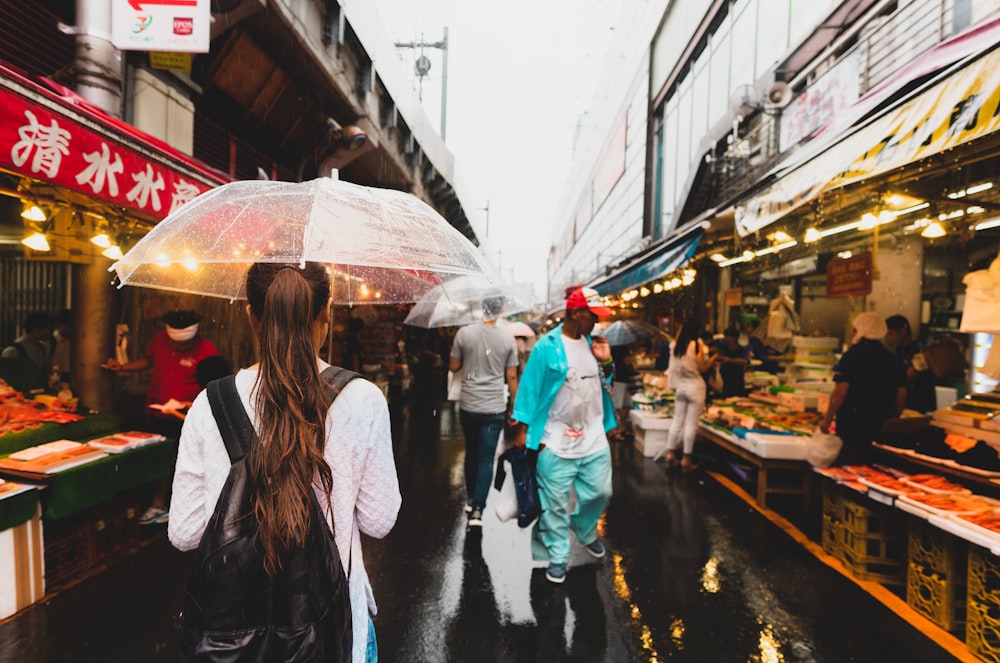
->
[169,262,401,662]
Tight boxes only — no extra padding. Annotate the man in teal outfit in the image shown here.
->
[510,287,617,583]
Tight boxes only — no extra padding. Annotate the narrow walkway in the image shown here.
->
[0,395,967,662]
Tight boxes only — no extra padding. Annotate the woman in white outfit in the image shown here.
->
[169,262,401,663]
[664,319,714,471]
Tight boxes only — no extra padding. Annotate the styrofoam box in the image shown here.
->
[746,432,810,460]
[792,336,840,349]
[630,410,673,457]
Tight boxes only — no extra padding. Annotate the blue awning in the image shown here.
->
[588,226,705,296]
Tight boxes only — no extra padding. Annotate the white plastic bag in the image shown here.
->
[447,369,462,401]
[807,429,843,468]
[494,460,518,522]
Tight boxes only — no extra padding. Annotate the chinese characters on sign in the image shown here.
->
[1,87,208,218]
[826,252,873,298]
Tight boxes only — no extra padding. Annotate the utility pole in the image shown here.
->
[478,201,490,238]
[395,27,449,140]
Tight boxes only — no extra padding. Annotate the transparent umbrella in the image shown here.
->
[403,273,528,328]
[111,177,503,304]
[601,319,660,346]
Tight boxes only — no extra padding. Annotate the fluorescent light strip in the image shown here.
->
[975,218,1000,231]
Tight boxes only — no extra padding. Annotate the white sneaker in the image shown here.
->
[139,506,169,525]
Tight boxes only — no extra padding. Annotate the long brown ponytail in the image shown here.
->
[245,262,332,575]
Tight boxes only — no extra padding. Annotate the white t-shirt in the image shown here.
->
[541,335,608,458]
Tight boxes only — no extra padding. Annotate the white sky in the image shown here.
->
[373,0,624,303]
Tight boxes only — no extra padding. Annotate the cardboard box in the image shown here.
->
[0,503,44,619]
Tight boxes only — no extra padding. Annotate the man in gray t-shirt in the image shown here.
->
[449,318,519,527]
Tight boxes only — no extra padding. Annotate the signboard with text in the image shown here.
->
[112,0,211,53]
[0,84,211,218]
[826,252,872,298]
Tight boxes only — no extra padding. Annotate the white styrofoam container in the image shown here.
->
[746,432,810,460]
[633,425,671,458]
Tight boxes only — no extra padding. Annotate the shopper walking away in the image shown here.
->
[2,312,55,374]
[449,299,520,527]
[511,287,617,584]
[885,314,936,413]
[662,319,714,471]
[104,309,219,525]
[168,262,400,662]
[820,312,906,466]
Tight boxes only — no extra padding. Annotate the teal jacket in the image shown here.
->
[511,324,617,450]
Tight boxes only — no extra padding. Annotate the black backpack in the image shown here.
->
[178,366,360,662]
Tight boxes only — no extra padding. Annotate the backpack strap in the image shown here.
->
[207,375,254,463]
[207,368,361,465]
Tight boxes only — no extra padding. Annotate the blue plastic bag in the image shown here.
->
[495,448,542,528]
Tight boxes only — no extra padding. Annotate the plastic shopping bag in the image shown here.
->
[494,459,518,523]
[807,428,843,468]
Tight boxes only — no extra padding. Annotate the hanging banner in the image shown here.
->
[826,252,872,298]
[0,71,220,219]
[737,46,1000,236]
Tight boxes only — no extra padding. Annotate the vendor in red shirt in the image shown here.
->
[105,310,219,525]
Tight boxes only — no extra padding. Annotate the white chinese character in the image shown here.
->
[125,164,165,211]
[75,143,124,196]
[11,110,71,178]
[169,179,201,213]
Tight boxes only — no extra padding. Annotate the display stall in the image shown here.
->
[0,388,179,598]
[628,372,673,458]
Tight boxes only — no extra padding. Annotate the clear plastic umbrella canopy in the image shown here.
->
[601,319,660,346]
[111,177,507,304]
[403,273,528,328]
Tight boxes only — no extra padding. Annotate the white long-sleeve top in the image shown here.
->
[168,362,401,663]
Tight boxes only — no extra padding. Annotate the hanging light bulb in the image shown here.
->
[91,232,111,248]
[21,204,45,222]
[102,245,124,260]
[22,232,51,251]
[858,212,879,230]
[921,221,946,239]
[804,228,821,243]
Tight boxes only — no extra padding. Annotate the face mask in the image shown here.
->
[166,324,198,342]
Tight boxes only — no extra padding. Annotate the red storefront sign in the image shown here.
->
[0,67,225,219]
[826,252,873,298]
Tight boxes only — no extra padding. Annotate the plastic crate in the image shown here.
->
[837,496,906,563]
[969,545,1000,610]
[909,519,966,579]
[822,515,841,558]
[967,600,1000,662]
[93,493,141,560]
[907,562,967,632]
[822,482,841,519]
[43,516,96,588]
[834,491,906,585]
[966,546,1000,662]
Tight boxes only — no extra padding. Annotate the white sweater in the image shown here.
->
[168,363,401,663]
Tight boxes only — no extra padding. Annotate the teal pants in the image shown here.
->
[534,446,613,564]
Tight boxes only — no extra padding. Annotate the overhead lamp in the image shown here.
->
[639,286,650,297]
[326,118,368,151]
[921,221,946,238]
[710,253,727,262]
[804,227,821,243]
[22,231,51,251]
[947,182,993,199]
[91,231,112,248]
[21,204,46,222]
[102,244,123,260]
[975,218,1000,231]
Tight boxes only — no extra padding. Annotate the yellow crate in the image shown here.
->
[969,545,1000,610]
[837,496,906,565]
[822,515,840,558]
[839,547,905,585]
[907,562,966,632]
[822,482,841,520]
[909,519,966,579]
[966,600,1000,663]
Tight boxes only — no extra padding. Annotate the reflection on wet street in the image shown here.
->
[0,391,963,662]
[371,392,961,662]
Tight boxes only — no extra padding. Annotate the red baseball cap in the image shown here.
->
[565,287,612,319]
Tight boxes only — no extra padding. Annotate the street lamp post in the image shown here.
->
[395,27,449,140]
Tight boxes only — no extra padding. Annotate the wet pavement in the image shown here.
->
[0,392,963,662]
